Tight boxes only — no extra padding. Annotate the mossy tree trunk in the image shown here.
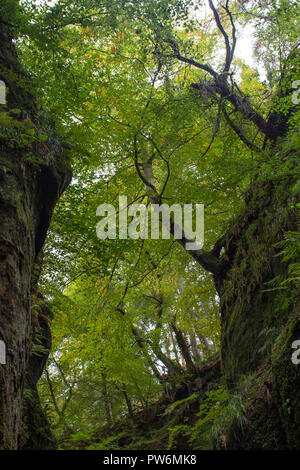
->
[0,11,71,449]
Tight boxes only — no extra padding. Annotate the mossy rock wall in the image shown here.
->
[217,169,299,387]
[271,312,300,449]
[0,10,71,448]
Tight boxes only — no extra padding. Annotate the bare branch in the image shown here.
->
[222,2,237,66]
[208,0,232,72]
[164,38,217,78]
[133,137,221,275]
[191,80,270,137]
[133,135,156,192]
[140,133,170,198]
[222,105,261,152]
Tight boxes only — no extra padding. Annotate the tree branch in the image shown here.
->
[209,0,232,72]
[133,137,221,275]
[222,105,261,152]
[164,38,217,78]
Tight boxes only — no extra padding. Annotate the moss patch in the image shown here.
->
[271,312,300,449]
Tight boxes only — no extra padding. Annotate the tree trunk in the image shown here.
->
[101,373,113,429]
[189,333,202,362]
[171,323,197,374]
[0,14,71,449]
[122,385,135,423]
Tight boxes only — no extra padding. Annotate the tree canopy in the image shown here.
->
[1,0,299,450]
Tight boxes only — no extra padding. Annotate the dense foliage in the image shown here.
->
[1,0,298,449]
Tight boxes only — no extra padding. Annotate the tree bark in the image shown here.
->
[189,333,202,362]
[122,385,135,424]
[101,373,113,429]
[171,323,197,374]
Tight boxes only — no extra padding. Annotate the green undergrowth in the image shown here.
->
[61,365,287,450]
